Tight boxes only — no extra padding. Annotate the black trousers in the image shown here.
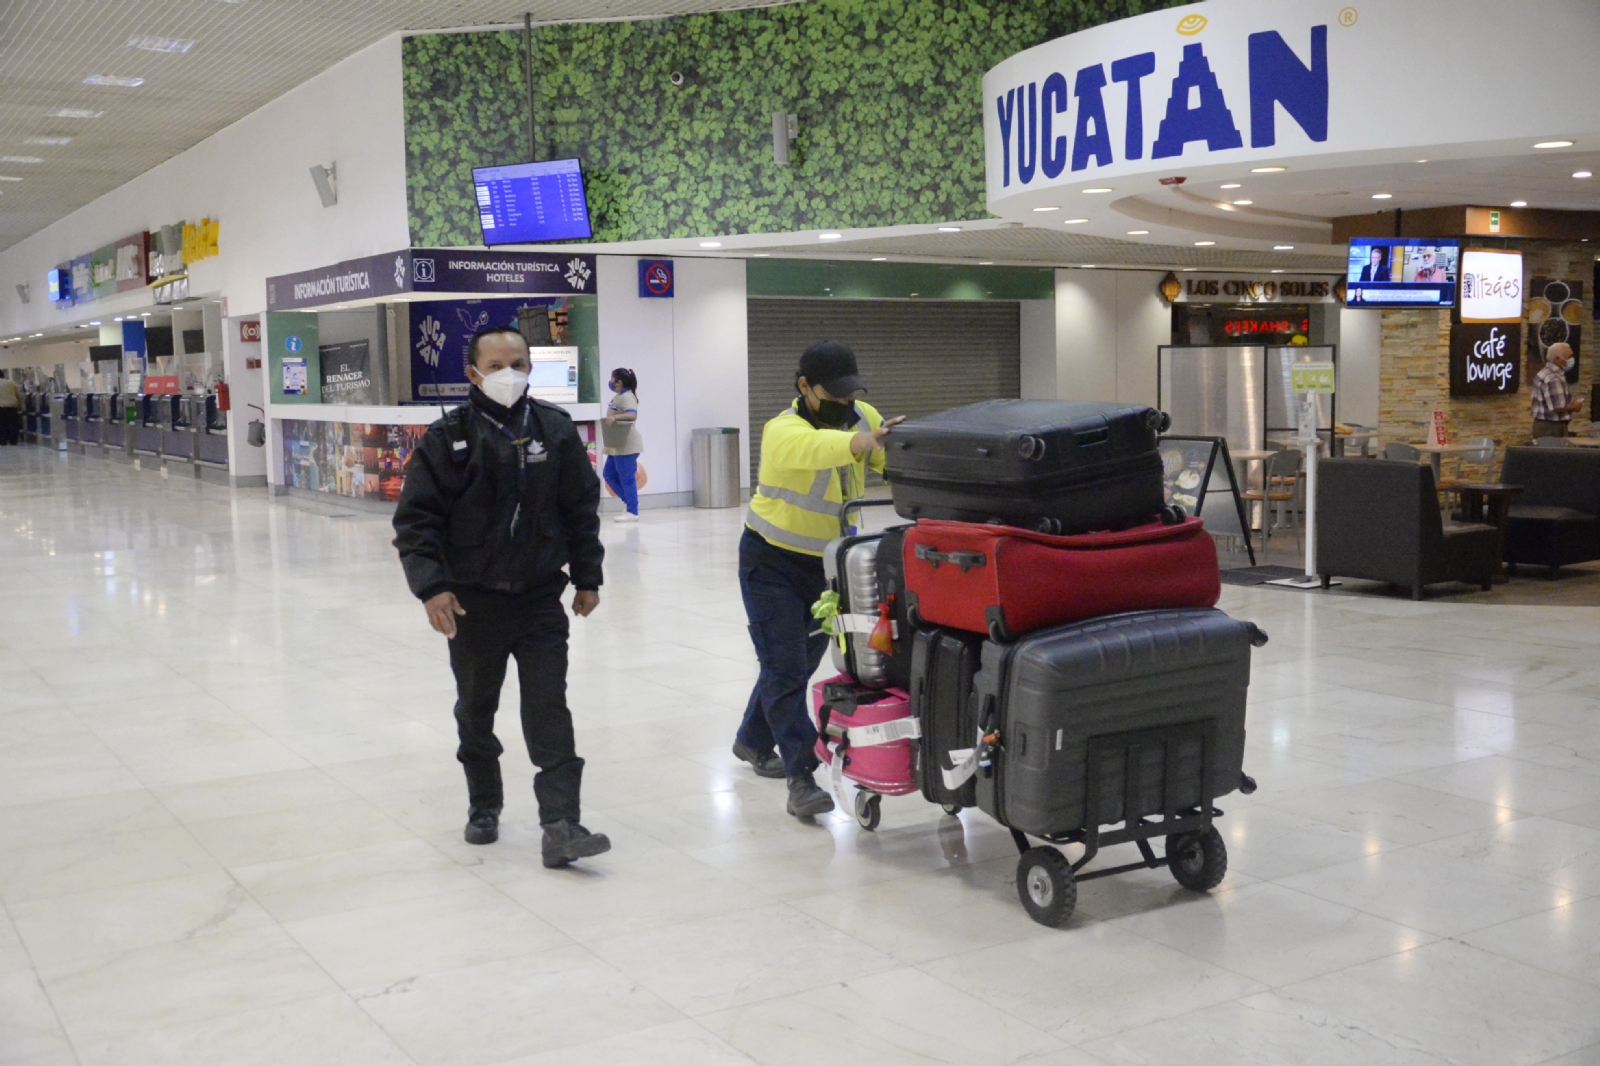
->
[448,583,583,823]
[0,408,19,445]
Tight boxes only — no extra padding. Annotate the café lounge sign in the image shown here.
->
[1165,272,1335,304]
[1450,322,1522,397]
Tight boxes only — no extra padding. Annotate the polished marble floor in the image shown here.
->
[2,447,1599,1066]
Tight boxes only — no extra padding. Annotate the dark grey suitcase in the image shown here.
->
[884,400,1170,534]
[909,627,984,812]
[971,609,1259,838]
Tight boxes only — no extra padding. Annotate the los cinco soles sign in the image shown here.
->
[1171,274,1334,303]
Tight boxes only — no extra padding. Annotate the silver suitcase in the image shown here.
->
[823,533,887,688]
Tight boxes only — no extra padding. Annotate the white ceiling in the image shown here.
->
[0,0,796,251]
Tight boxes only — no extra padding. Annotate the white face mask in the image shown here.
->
[477,366,529,408]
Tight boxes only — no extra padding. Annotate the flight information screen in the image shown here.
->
[471,158,593,244]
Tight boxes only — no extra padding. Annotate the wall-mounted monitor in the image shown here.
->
[145,325,175,358]
[1345,238,1459,308]
[472,159,593,245]
[182,328,207,354]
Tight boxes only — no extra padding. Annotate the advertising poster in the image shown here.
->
[280,419,428,502]
[1526,277,1584,384]
[409,297,560,401]
[265,311,319,403]
[70,255,93,305]
[319,340,372,405]
[282,357,308,395]
[90,244,119,300]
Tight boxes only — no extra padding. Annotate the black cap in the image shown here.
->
[798,341,867,397]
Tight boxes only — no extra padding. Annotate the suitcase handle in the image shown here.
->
[913,543,988,573]
[840,497,898,524]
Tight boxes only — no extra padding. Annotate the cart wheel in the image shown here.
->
[1166,827,1228,892]
[854,791,882,831]
[940,802,963,816]
[1016,847,1076,927]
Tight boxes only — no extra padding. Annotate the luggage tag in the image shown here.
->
[942,748,978,790]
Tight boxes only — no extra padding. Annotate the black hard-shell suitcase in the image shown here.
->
[971,609,1259,838]
[910,627,984,811]
[884,400,1169,534]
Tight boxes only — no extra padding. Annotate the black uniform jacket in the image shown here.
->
[392,387,604,601]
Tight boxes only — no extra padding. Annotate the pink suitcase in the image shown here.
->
[811,676,920,831]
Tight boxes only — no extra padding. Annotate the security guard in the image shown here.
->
[732,341,902,817]
[393,325,611,868]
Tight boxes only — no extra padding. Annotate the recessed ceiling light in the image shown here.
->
[89,320,100,325]
[1194,240,1216,246]
[0,176,20,182]
[1220,183,1241,189]
[25,137,72,146]
[938,226,962,232]
[0,156,42,164]
[1534,140,1574,149]
[127,36,196,53]
[1274,244,1295,250]
[978,261,993,265]
[752,253,769,257]
[870,257,888,261]
[1083,187,1113,194]
[699,241,722,248]
[819,232,842,240]
[1250,166,1287,173]
[1415,159,1429,164]
[1032,206,1059,213]
[1574,171,1593,179]
[1232,199,1253,205]
[1270,270,1284,274]
[83,75,145,88]
[114,317,124,322]
[1081,264,1097,269]
[1510,200,1528,207]
[1181,268,1197,272]
[1126,230,1150,235]
[1063,217,1089,224]
[47,108,102,119]
[1371,193,1392,199]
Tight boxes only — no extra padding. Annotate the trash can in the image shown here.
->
[691,427,741,509]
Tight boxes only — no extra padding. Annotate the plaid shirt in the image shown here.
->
[1531,362,1573,422]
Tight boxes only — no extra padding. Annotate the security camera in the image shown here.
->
[14,283,28,304]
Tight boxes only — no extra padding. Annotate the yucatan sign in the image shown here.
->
[983,0,1600,210]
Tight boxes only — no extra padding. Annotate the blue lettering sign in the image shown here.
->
[1016,82,1039,185]
[1071,65,1112,172]
[1248,26,1328,147]
[996,88,1016,187]
[1152,43,1244,159]
[1110,52,1156,161]
[1040,72,1069,179]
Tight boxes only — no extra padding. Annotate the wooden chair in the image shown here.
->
[1241,448,1303,554]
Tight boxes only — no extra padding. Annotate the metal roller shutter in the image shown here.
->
[747,297,1021,483]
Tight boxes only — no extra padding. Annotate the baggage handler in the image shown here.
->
[393,325,611,868]
[732,341,903,818]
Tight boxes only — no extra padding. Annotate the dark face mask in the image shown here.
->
[811,396,856,427]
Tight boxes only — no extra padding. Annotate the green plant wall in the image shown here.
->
[403,0,1186,246]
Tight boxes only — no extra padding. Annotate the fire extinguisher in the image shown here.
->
[216,381,231,411]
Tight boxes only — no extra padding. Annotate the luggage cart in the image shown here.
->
[1002,720,1259,927]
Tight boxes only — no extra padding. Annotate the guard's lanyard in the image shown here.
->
[473,402,535,536]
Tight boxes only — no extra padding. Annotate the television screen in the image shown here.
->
[1345,238,1459,307]
[472,159,593,244]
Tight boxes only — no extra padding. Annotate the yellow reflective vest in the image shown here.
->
[745,399,886,556]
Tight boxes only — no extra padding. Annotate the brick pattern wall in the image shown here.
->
[1377,242,1594,483]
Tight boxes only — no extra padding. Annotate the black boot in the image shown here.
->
[464,805,501,845]
[541,819,612,868]
[786,770,835,818]
[732,740,785,778]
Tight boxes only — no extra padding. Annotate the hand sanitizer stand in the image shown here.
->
[1268,365,1339,590]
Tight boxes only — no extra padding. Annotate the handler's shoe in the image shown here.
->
[464,806,501,845]
[542,820,612,868]
[732,740,786,778]
[786,771,835,818]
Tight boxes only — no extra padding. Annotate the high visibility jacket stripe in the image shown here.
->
[744,400,885,558]
[745,510,834,555]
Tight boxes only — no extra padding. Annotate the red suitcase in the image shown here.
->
[902,517,1220,641]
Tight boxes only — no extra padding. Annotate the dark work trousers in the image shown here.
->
[736,527,830,776]
[0,408,18,445]
[447,583,584,823]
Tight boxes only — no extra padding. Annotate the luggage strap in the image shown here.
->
[822,717,921,747]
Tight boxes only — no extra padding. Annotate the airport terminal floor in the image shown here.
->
[3,448,1600,1066]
